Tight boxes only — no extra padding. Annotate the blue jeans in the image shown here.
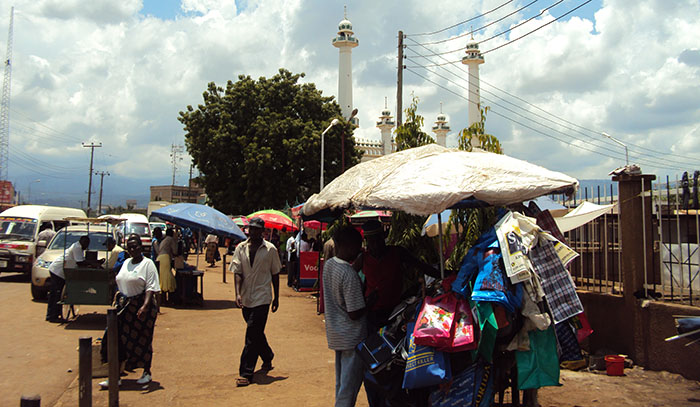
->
[335,349,364,407]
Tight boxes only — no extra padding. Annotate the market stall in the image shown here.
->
[152,203,247,306]
[303,144,584,405]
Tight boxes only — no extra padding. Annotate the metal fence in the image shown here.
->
[555,185,623,296]
[651,175,700,306]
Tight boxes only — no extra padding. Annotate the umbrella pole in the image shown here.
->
[437,212,445,279]
[196,229,200,269]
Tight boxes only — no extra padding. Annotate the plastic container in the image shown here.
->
[604,355,625,376]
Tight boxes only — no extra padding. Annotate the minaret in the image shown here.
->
[376,97,395,155]
[461,33,484,128]
[332,7,359,125]
[432,103,450,147]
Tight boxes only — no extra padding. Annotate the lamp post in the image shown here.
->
[602,132,629,166]
[27,179,40,204]
[321,119,340,191]
[342,108,359,172]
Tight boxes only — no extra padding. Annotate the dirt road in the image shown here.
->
[1,256,699,406]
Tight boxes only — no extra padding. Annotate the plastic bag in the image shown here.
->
[402,321,451,389]
[516,326,562,390]
[413,294,457,348]
[441,297,478,352]
[471,301,498,363]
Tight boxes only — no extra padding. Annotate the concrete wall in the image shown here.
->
[579,291,700,380]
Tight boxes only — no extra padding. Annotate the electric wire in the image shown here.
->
[10,107,84,143]
[404,36,700,164]
[9,145,84,172]
[405,67,688,172]
[405,0,515,37]
[407,0,539,47]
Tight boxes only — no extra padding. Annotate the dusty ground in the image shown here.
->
[1,251,699,406]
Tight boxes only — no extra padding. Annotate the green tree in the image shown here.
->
[386,95,438,265]
[178,69,361,214]
[446,106,501,268]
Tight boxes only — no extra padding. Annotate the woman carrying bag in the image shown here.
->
[100,233,161,388]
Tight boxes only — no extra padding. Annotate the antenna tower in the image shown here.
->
[170,144,184,185]
[0,7,14,181]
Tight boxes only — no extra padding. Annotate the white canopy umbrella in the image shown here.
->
[303,144,578,277]
[303,144,578,217]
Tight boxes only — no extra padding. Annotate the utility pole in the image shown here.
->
[82,142,102,217]
[188,164,193,203]
[396,30,404,127]
[170,144,184,186]
[95,170,110,215]
[0,7,15,182]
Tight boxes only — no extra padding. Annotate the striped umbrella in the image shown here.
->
[231,215,249,227]
[247,209,298,231]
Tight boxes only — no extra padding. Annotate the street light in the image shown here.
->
[27,179,40,204]
[602,132,629,166]
[321,118,340,191]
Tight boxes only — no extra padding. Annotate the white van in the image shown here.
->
[0,205,86,274]
[113,213,152,254]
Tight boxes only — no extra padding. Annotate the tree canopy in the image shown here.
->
[178,69,361,214]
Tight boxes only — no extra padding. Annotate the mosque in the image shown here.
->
[332,10,484,162]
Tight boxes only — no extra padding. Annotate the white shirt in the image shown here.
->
[230,239,281,308]
[48,241,85,279]
[115,257,160,297]
[286,236,295,261]
[299,240,312,252]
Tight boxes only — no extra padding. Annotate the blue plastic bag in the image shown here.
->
[402,321,451,389]
[429,360,493,407]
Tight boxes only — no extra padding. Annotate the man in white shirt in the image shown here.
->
[103,237,124,271]
[45,235,91,322]
[230,217,281,386]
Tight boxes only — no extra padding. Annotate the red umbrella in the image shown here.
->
[231,215,249,227]
[303,220,327,230]
[247,209,298,231]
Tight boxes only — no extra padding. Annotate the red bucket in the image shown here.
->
[604,355,625,376]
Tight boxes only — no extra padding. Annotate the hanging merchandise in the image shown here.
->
[494,211,539,284]
[554,319,585,365]
[429,361,494,407]
[570,312,594,343]
[356,325,404,374]
[452,228,523,313]
[471,301,499,363]
[402,321,452,389]
[530,239,584,324]
[413,293,457,348]
[515,325,562,390]
[447,298,478,352]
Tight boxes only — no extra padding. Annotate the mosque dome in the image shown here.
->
[339,19,353,31]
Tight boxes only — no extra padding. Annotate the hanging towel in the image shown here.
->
[530,240,583,324]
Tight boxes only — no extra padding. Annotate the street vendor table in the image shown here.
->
[175,269,204,306]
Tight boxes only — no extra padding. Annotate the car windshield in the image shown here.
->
[48,230,111,251]
[0,217,38,241]
[126,223,151,237]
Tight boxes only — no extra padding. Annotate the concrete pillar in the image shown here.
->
[614,173,656,365]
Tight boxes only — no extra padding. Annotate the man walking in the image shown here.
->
[231,217,281,387]
[323,226,367,406]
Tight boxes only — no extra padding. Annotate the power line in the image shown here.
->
[404,37,700,164]
[9,107,83,143]
[405,0,515,37]
[407,0,540,48]
[404,67,692,172]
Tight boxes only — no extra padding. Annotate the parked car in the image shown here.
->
[30,224,113,300]
[149,221,167,232]
[102,213,152,255]
[0,205,86,274]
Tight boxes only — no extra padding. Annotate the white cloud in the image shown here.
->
[2,0,699,207]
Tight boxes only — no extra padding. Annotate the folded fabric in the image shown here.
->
[530,239,584,324]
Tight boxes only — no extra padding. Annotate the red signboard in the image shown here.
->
[298,251,319,292]
[0,181,14,204]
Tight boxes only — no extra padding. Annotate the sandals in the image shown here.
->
[236,377,251,387]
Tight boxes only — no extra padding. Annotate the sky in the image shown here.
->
[1,0,699,210]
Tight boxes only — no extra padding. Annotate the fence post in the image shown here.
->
[79,336,92,407]
[614,173,656,367]
[20,395,41,407]
[107,308,119,407]
[222,254,227,283]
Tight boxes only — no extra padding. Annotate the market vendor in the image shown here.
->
[45,235,98,322]
[354,220,439,407]
[355,220,438,328]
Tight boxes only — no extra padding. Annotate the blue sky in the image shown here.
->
[1,0,698,210]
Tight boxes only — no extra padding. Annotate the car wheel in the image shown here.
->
[31,283,47,301]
